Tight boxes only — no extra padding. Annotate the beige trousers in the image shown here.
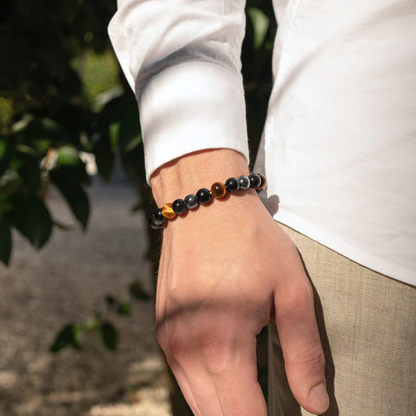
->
[268,221,416,416]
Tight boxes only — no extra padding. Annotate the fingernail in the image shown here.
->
[309,382,329,414]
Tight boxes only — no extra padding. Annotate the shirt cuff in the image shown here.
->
[137,61,251,186]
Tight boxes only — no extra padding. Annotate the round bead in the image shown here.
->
[162,203,177,219]
[257,173,267,190]
[184,194,198,209]
[210,182,227,198]
[154,208,167,223]
[196,188,212,204]
[225,177,239,193]
[237,175,250,190]
[249,173,262,189]
[148,213,163,229]
[172,198,187,215]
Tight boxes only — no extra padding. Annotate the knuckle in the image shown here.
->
[295,344,326,372]
[168,331,189,358]
[196,328,230,375]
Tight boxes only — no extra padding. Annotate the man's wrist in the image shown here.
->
[149,148,252,207]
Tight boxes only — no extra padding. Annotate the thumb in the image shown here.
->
[273,279,329,415]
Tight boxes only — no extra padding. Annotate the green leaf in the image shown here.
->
[0,176,21,198]
[93,137,114,181]
[9,194,53,249]
[56,145,80,166]
[99,321,118,351]
[18,157,41,193]
[0,219,12,266]
[12,116,65,143]
[96,94,142,155]
[0,137,14,176]
[129,281,150,301]
[117,302,132,316]
[86,313,101,332]
[247,7,270,50]
[49,165,90,230]
[49,324,83,353]
[105,295,117,307]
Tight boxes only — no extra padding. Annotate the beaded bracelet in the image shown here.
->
[148,172,267,229]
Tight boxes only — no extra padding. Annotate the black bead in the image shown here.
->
[148,213,163,229]
[237,175,250,190]
[154,208,167,223]
[172,198,187,215]
[184,194,198,209]
[196,188,212,204]
[225,177,239,193]
[249,173,262,189]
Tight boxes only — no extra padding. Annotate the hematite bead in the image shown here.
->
[257,173,267,190]
[162,203,176,219]
[225,177,239,193]
[237,175,250,190]
[154,208,167,223]
[172,198,187,215]
[211,182,226,198]
[184,194,198,209]
[249,173,262,189]
[196,188,212,204]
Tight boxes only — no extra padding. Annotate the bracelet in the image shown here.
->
[148,172,267,229]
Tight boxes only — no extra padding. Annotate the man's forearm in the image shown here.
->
[149,148,252,207]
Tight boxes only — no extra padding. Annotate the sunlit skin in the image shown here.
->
[150,148,329,416]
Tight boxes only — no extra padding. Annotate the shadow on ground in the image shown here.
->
[0,171,171,416]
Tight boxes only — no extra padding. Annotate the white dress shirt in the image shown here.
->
[109,0,416,287]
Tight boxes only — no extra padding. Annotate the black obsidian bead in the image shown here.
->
[154,208,167,223]
[172,198,187,215]
[237,175,250,190]
[148,213,163,229]
[196,188,212,204]
[249,173,262,189]
[225,177,239,193]
[184,194,198,209]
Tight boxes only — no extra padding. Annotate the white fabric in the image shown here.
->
[108,0,416,287]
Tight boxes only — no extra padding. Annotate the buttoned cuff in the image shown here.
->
[137,61,251,186]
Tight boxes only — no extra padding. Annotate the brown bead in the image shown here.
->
[257,173,267,190]
[162,203,176,219]
[210,182,227,198]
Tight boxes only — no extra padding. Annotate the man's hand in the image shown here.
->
[151,149,329,416]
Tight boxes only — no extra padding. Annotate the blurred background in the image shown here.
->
[0,1,277,415]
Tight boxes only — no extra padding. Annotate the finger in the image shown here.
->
[201,331,268,416]
[165,352,203,416]
[177,358,224,416]
[274,278,329,415]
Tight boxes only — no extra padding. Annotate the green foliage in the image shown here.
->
[50,280,150,353]
[0,0,147,266]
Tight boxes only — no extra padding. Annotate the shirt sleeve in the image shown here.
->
[108,0,251,186]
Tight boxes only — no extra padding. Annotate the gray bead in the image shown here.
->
[184,194,198,209]
[237,175,250,190]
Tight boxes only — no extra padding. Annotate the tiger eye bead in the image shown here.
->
[225,177,239,193]
[257,173,267,190]
[210,182,227,198]
[162,203,177,219]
